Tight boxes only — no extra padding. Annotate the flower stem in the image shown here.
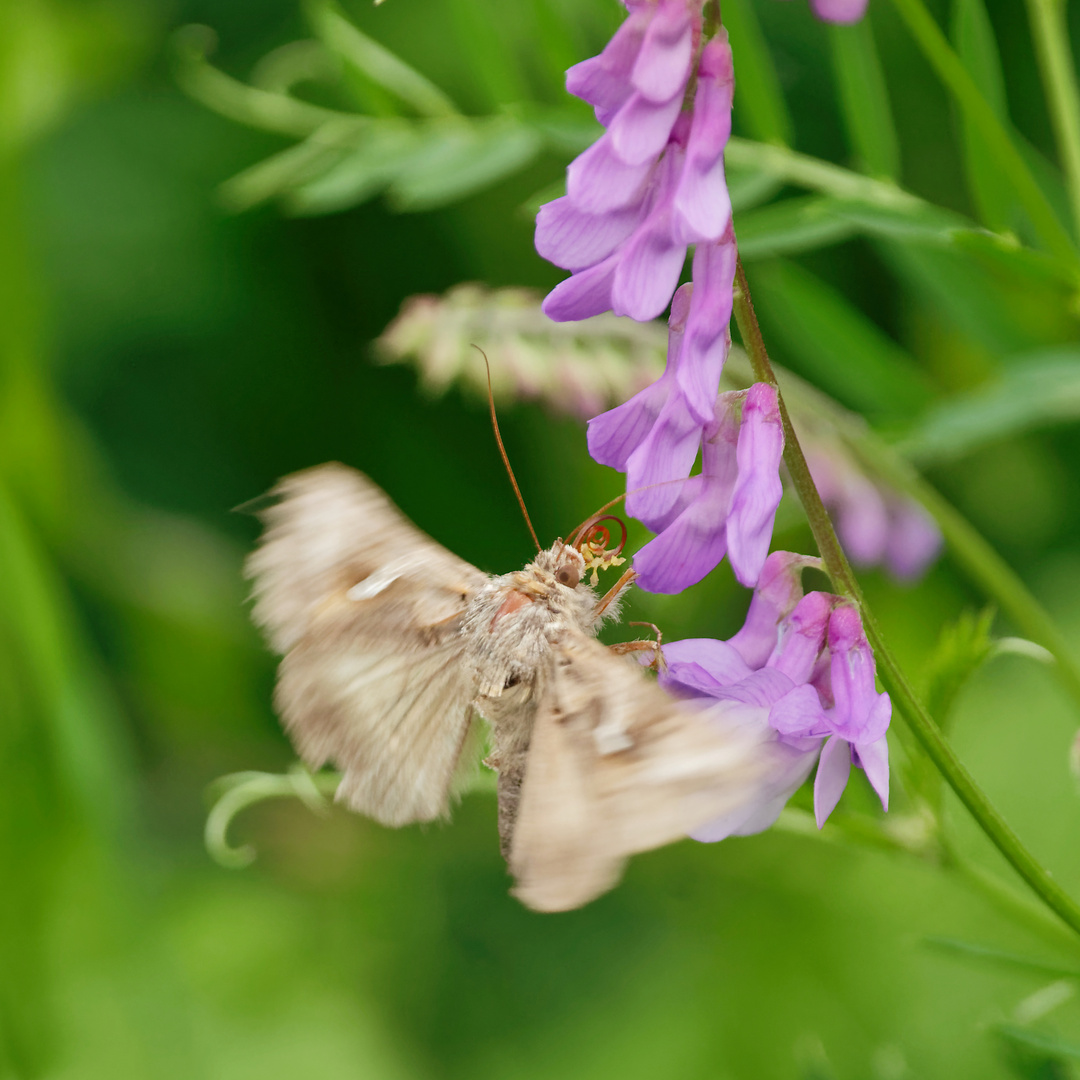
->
[732,256,1080,939]
[1025,0,1080,242]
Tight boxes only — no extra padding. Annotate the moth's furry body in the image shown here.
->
[248,464,772,911]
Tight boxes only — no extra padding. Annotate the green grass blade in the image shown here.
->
[722,0,793,146]
[829,19,900,180]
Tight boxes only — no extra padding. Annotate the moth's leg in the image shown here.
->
[593,567,637,619]
[609,622,667,672]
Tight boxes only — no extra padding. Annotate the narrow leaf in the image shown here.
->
[307,0,459,118]
[889,0,1077,263]
[735,196,860,259]
[829,20,900,179]
[388,116,542,210]
[898,350,1080,465]
[952,0,1015,231]
[745,258,934,418]
[925,936,1080,979]
[722,0,793,146]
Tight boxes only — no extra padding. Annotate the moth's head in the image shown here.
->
[533,542,586,589]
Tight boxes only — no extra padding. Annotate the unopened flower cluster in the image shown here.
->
[535,0,891,828]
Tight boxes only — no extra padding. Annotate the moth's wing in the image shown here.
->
[509,632,773,912]
[246,463,489,826]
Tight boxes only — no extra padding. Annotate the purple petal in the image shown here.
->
[813,735,852,827]
[610,215,687,321]
[809,0,870,23]
[884,499,942,581]
[769,683,829,739]
[633,474,732,593]
[672,37,734,243]
[609,91,684,166]
[854,733,889,811]
[710,667,796,708]
[691,736,818,842]
[566,135,655,214]
[541,258,617,322]
[534,195,644,272]
[726,383,785,587]
[768,590,836,684]
[827,605,883,742]
[624,391,703,525]
[661,637,754,689]
[587,370,673,470]
[566,9,649,121]
[729,551,822,667]
[676,237,737,423]
[630,0,694,103]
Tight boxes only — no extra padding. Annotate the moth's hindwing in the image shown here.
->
[509,632,771,912]
[246,463,489,826]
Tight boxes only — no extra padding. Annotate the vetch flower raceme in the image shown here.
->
[587,280,783,592]
[536,13,734,323]
[653,552,892,837]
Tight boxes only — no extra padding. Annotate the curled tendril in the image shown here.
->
[204,763,339,869]
[571,514,628,585]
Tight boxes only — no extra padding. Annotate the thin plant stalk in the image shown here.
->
[732,256,1080,939]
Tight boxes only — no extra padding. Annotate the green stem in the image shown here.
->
[732,257,1080,939]
[1025,0,1080,242]
[889,0,1078,264]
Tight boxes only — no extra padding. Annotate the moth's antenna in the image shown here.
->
[475,345,542,553]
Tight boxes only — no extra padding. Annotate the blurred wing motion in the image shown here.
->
[510,633,770,912]
[246,463,488,826]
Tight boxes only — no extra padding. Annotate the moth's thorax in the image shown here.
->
[462,541,604,701]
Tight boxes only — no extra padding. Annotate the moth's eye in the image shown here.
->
[556,565,581,588]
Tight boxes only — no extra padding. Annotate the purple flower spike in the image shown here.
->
[537,1,737,326]
[884,499,942,582]
[810,0,870,23]
[726,383,784,587]
[648,554,893,843]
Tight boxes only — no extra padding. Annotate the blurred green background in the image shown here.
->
[6,0,1080,1076]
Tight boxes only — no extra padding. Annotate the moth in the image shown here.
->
[246,463,771,911]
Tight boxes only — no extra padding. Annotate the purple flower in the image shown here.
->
[804,437,942,581]
[809,0,870,23]
[655,552,892,838]
[536,20,734,323]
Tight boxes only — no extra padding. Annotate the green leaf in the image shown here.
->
[307,0,459,118]
[898,350,1080,465]
[217,120,369,212]
[735,196,860,259]
[286,121,422,215]
[388,116,542,211]
[952,0,1014,231]
[995,1024,1080,1062]
[722,0,793,146]
[743,258,934,419]
[922,608,996,730]
[925,937,1080,979]
[889,0,1077,263]
[829,19,900,179]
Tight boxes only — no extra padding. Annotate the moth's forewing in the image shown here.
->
[247,464,489,826]
[509,633,772,912]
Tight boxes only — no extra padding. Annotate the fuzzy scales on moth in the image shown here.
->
[462,542,623,856]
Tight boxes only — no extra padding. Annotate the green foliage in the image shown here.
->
[6,0,1080,1076]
